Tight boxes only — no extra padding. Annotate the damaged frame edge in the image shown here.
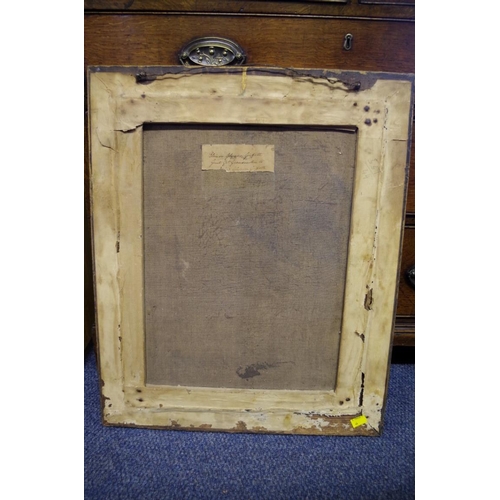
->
[101,408,379,436]
[89,64,414,93]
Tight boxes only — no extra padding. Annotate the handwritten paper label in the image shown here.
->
[202,144,275,172]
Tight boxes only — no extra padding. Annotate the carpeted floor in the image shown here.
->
[85,347,414,499]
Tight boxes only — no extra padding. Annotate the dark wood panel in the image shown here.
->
[392,333,414,348]
[391,345,414,361]
[396,226,415,316]
[84,0,415,20]
[85,15,414,73]
[406,122,415,213]
[84,104,95,349]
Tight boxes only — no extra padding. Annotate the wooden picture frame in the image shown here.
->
[88,66,414,435]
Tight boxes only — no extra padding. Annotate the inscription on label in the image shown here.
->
[202,144,275,172]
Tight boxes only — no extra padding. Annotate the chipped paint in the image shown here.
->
[364,288,373,311]
[233,421,247,431]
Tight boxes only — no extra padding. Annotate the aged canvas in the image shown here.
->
[143,124,356,390]
[88,67,414,435]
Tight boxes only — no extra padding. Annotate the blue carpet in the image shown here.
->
[85,347,414,499]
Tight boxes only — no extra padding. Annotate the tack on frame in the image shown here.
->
[88,66,414,435]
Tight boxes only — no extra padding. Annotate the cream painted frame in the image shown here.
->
[88,66,413,435]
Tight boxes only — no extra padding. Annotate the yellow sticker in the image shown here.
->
[350,415,368,428]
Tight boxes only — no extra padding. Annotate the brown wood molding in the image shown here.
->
[394,316,415,332]
[84,0,415,20]
[393,316,415,346]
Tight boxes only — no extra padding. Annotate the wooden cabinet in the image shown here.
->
[84,0,415,347]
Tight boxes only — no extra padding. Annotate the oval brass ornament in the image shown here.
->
[179,37,246,67]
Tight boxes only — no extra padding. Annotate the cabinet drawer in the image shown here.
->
[85,15,414,73]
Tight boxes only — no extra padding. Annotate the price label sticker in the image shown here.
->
[350,415,368,428]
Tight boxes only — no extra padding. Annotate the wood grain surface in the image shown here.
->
[84,15,414,73]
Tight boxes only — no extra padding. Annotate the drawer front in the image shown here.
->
[396,226,415,316]
[85,15,414,73]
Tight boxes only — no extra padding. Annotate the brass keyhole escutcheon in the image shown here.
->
[343,33,353,51]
